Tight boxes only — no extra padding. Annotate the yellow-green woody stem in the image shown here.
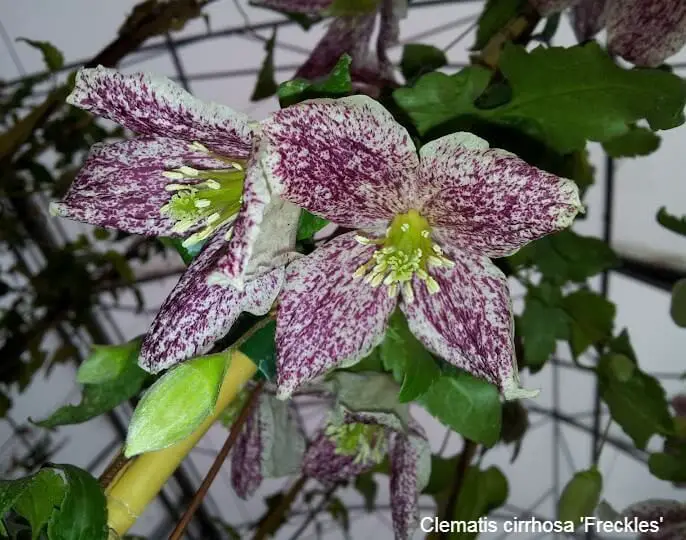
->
[105,350,257,536]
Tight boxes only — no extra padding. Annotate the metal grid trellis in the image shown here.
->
[1,1,685,538]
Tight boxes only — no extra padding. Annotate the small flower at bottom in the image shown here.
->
[260,96,582,400]
[50,67,300,372]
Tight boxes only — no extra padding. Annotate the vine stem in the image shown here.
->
[169,379,265,540]
[436,439,478,539]
[252,475,309,540]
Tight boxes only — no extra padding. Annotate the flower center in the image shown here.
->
[353,209,454,302]
[160,143,246,247]
[325,422,387,465]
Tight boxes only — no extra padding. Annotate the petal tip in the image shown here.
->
[503,381,540,401]
[49,201,66,217]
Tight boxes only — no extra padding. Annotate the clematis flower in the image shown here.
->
[229,389,306,498]
[303,406,430,539]
[259,95,582,400]
[251,0,406,95]
[528,0,686,67]
[614,499,686,539]
[50,66,300,372]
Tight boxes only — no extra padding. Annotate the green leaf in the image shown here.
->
[125,352,229,456]
[557,468,602,524]
[239,319,277,381]
[46,465,108,540]
[670,279,686,327]
[325,0,379,16]
[76,339,141,385]
[648,450,686,482]
[393,66,492,136]
[447,466,508,538]
[519,283,569,371]
[602,126,661,157]
[400,44,447,83]
[160,237,206,265]
[508,230,618,284]
[474,0,526,49]
[500,400,529,462]
[598,352,673,449]
[14,470,65,540]
[380,311,441,402]
[296,211,329,241]
[354,473,378,512]
[419,365,502,446]
[396,43,686,152]
[251,28,278,101]
[16,38,64,71]
[657,207,686,236]
[562,290,615,356]
[35,343,148,428]
[278,54,352,108]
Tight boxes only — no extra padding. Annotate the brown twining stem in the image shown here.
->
[252,475,308,540]
[98,448,130,489]
[438,439,478,539]
[168,379,265,540]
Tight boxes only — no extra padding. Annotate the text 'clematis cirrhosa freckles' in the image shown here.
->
[260,96,583,400]
[528,0,686,67]
[50,66,300,373]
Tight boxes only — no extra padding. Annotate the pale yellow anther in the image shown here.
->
[188,141,209,153]
[164,183,191,192]
[400,223,410,232]
[370,273,384,287]
[388,283,399,297]
[206,212,221,224]
[205,179,221,190]
[421,230,430,238]
[194,199,211,209]
[230,161,244,171]
[178,166,199,177]
[355,234,373,245]
[162,171,184,180]
[426,276,440,294]
[224,228,234,241]
[353,265,369,279]
[432,244,443,254]
[403,281,415,303]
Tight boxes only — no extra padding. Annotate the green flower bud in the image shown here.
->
[125,352,229,457]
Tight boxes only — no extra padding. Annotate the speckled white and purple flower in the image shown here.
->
[260,96,582,400]
[51,66,300,372]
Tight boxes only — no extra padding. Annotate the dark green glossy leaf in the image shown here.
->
[598,352,673,449]
[354,473,378,512]
[649,450,686,482]
[400,43,447,83]
[46,465,108,540]
[500,400,529,462]
[380,311,441,402]
[0,470,63,536]
[239,319,277,381]
[419,365,501,446]
[278,54,352,107]
[670,279,686,327]
[557,468,602,524]
[325,0,379,16]
[562,290,615,356]
[396,42,686,152]
[17,38,64,71]
[602,125,661,157]
[14,469,65,540]
[35,341,148,428]
[251,28,278,101]
[519,283,569,370]
[296,211,329,241]
[657,207,686,236]
[507,230,618,284]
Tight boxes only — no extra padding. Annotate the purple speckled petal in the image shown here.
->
[528,0,580,16]
[260,95,419,228]
[66,66,253,158]
[622,500,686,539]
[376,0,406,79]
[250,0,332,14]
[571,0,608,41]
[416,133,582,258]
[139,228,284,372]
[389,432,421,540]
[49,137,227,236]
[275,232,398,399]
[606,0,686,67]
[302,432,376,485]
[295,15,378,81]
[401,246,537,400]
[211,151,292,290]
[231,399,263,499]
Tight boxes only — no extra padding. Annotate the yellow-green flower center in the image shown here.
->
[353,209,454,302]
[160,143,246,247]
[325,422,387,465]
